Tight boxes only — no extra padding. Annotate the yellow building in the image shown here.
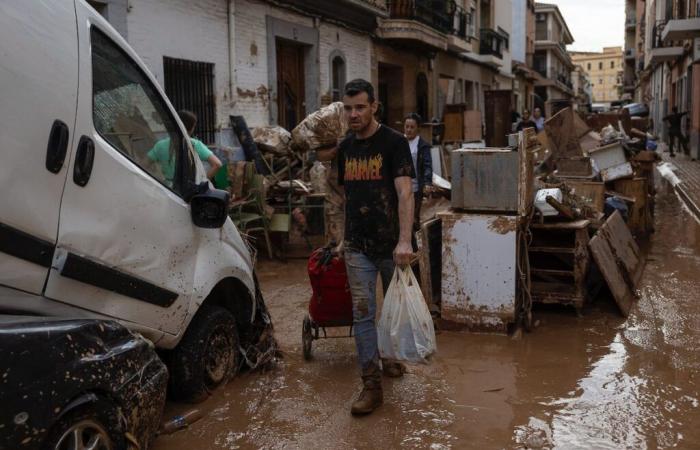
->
[571,46,624,104]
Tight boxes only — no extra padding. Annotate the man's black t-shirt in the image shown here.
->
[338,125,415,258]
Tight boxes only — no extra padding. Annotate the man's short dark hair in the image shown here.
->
[405,112,422,124]
[178,110,197,132]
[344,79,375,103]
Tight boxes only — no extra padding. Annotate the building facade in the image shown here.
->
[512,0,537,114]
[533,2,575,116]
[86,0,571,147]
[571,47,624,104]
[630,0,700,158]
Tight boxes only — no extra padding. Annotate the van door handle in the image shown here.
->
[45,120,70,173]
[73,136,95,187]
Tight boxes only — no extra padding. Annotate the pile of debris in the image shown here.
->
[527,107,654,317]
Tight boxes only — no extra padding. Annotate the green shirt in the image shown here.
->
[147,137,213,182]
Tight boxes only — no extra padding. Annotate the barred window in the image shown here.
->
[163,57,216,144]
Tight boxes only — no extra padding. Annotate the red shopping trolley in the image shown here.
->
[302,245,354,360]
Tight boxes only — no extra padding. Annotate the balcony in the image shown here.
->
[661,17,700,43]
[479,28,505,59]
[649,20,684,65]
[625,16,637,30]
[446,5,474,53]
[624,48,636,60]
[378,0,458,51]
[276,0,388,32]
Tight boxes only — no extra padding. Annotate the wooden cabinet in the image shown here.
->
[529,220,590,313]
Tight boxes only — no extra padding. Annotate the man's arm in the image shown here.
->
[394,176,414,266]
[206,154,222,179]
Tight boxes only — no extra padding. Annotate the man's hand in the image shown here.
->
[393,240,413,266]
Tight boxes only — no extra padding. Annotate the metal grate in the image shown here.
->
[163,56,216,144]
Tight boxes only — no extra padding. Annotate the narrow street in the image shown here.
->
[153,177,700,450]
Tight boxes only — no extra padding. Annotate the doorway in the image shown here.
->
[378,63,404,129]
[276,38,306,130]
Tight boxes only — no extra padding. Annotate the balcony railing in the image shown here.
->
[625,16,636,29]
[387,0,453,35]
[479,28,505,59]
[450,5,475,39]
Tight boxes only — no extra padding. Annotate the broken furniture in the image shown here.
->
[529,220,591,314]
[439,132,534,332]
[439,211,519,332]
[589,211,643,317]
[229,171,290,259]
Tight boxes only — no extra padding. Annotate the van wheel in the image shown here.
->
[169,305,240,403]
[43,399,125,450]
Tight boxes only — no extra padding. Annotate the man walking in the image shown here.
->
[338,79,415,415]
[403,113,433,229]
[664,107,689,157]
[533,107,545,132]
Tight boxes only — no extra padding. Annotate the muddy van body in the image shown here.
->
[0,0,262,401]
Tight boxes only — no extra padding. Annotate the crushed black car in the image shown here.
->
[0,316,168,450]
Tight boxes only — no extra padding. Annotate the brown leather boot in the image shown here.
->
[382,359,406,378]
[351,363,383,415]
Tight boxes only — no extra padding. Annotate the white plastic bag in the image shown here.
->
[378,267,437,363]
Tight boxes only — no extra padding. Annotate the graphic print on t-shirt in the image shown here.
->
[343,154,383,182]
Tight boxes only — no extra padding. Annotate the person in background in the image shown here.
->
[148,110,222,183]
[516,109,538,132]
[338,79,414,416]
[663,107,689,157]
[533,107,545,132]
[403,113,433,230]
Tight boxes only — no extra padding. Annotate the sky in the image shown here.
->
[542,0,625,52]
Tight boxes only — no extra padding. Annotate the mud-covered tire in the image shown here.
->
[169,305,240,403]
[302,315,313,361]
[43,398,125,450]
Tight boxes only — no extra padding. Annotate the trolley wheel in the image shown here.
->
[302,315,313,361]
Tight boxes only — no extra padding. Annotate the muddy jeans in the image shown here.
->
[344,249,394,370]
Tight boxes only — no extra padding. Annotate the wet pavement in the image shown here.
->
[153,178,700,450]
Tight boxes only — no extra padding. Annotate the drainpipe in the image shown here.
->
[228,0,236,101]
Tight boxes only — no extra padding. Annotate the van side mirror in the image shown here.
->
[190,185,230,228]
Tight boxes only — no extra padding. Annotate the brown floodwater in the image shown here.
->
[153,180,700,450]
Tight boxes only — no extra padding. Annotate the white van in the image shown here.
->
[0,0,267,402]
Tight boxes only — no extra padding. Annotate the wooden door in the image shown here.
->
[484,90,511,147]
[276,39,305,130]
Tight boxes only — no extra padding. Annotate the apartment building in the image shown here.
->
[634,0,700,158]
[571,47,624,104]
[533,2,575,116]
[572,64,593,110]
[87,0,527,146]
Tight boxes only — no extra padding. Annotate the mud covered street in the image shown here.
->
[152,179,700,450]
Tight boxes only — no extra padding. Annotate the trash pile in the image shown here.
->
[527,107,654,318]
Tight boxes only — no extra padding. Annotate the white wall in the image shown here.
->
[511,0,527,64]
[495,0,513,76]
[125,0,372,132]
[126,0,232,129]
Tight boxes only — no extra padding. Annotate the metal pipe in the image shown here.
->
[228,0,236,100]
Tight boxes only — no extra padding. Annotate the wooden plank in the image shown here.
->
[443,104,466,142]
[614,178,648,235]
[531,219,590,230]
[565,181,605,214]
[544,107,583,159]
[463,110,483,142]
[519,129,536,216]
[588,211,641,317]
